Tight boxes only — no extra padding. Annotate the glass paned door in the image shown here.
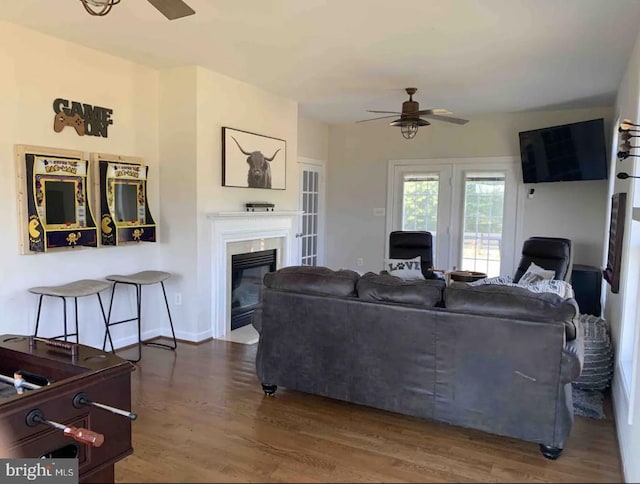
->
[402,174,440,261]
[391,164,452,270]
[299,164,323,266]
[390,160,518,276]
[460,173,506,277]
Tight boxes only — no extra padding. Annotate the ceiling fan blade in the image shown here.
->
[367,110,402,115]
[417,109,453,116]
[146,0,195,20]
[422,114,469,125]
[356,115,400,123]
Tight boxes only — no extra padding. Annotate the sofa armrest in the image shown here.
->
[252,306,262,334]
[560,317,584,383]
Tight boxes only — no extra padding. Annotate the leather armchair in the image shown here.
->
[514,237,573,283]
[389,231,442,280]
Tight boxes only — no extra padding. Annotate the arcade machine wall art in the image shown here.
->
[93,153,157,246]
[15,145,99,254]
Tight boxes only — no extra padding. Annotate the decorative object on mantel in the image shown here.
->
[617,119,640,160]
[603,192,626,294]
[356,88,469,140]
[245,203,275,212]
[15,145,98,254]
[78,0,195,20]
[53,98,113,138]
[93,152,157,246]
[222,127,286,190]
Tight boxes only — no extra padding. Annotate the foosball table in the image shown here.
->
[0,334,136,483]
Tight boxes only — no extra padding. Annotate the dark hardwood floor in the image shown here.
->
[115,338,623,483]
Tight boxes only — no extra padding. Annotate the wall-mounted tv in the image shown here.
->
[518,118,608,183]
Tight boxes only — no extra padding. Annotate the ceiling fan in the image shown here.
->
[80,0,195,20]
[357,88,469,139]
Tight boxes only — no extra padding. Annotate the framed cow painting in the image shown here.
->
[222,127,286,190]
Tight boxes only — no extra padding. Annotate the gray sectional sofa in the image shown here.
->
[252,266,584,459]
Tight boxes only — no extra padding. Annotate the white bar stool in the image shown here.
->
[29,279,113,349]
[103,270,177,362]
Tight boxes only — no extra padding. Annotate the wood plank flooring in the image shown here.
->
[115,338,623,483]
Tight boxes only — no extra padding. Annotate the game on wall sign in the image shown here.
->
[53,98,113,138]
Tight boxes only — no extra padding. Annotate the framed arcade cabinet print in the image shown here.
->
[15,145,98,254]
[222,127,286,190]
[92,153,157,246]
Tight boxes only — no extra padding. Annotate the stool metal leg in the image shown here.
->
[133,283,142,363]
[103,282,118,352]
[74,296,79,344]
[33,295,44,337]
[103,278,177,363]
[103,281,143,363]
[62,296,68,342]
[144,281,177,351]
[97,293,114,353]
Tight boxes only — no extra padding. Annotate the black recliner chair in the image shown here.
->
[513,237,573,283]
[388,231,443,280]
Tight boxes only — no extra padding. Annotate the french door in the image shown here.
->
[387,159,519,277]
[298,161,325,266]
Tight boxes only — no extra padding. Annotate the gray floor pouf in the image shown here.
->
[572,314,614,419]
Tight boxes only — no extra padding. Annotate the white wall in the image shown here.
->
[298,115,329,161]
[158,66,299,340]
[608,26,640,484]
[0,22,162,349]
[326,107,612,274]
[158,66,198,340]
[0,22,304,348]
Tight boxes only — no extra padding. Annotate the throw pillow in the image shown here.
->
[469,275,514,286]
[518,279,575,299]
[519,262,555,285]
[383,256,424,280]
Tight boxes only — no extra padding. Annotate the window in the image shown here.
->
[402,174,439,257]
[461,173,506,277]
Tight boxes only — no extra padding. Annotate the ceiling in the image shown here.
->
[1,0,640,123]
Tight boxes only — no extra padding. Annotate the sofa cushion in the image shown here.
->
[357,272,445,307]
[263,266,360,297]
[444,282,579,340]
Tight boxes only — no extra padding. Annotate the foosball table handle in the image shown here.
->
[29,336,78,359]
[25,409,104,448]
[72,392,138,420]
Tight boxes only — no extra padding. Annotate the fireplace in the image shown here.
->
[208,210,301,339]
[231,249,277,330]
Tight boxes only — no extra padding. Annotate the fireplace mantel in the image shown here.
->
[207,210,302,219]
[208,210,302,338]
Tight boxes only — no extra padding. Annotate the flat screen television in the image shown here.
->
[518,118,608,183]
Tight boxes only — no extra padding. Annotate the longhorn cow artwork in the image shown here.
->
[222,127,286,190]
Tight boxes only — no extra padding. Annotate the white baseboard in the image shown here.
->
[111,328,212,348]
[612,365,631,483]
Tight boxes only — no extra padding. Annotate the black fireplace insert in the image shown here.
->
[231,249,277,330]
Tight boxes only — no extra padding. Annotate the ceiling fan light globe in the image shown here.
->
[80,0,120,16]
[400,122,419,140]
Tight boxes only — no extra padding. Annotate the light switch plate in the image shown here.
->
[373,208,385,217]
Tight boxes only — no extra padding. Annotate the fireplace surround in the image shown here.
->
[208,211,301,339]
